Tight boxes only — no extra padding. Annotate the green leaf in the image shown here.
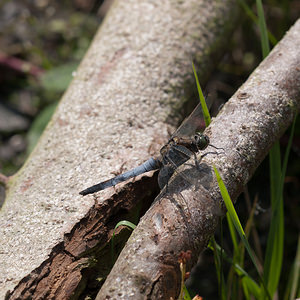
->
[41,62,78,92]
[183,285,192,300]
[27,102,58,155]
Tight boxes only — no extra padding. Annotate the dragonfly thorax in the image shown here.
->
[194,133,209,151]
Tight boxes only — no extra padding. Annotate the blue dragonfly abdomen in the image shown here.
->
[79,157,161,195]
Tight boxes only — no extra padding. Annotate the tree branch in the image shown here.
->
[96,19,300,299]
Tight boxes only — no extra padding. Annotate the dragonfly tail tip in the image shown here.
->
[79,189,89,196]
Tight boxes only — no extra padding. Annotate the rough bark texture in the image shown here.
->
[96,19,300,299]
[0,0,243,299]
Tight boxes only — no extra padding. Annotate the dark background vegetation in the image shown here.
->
[0,0,299,298]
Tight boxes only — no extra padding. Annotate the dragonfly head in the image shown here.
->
[194,133,209,150]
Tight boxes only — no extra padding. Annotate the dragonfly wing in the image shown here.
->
[158,164,174,189]
[158,144,195,189]
[171,97,213,138]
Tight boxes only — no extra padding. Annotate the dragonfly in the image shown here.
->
[80,101,217,196]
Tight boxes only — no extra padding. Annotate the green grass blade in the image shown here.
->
[256,0,270,58]
[219,217,225,300]
[269,144,282,207]
[111,220,136,264]
[226,213,241,299]
[114,220,137,231]
[226,213,239,254]
[263,204,284,296]
[237,0,277,46]
[213,166,270,299]
[241,276,261,299]
[281,114,297,198]
[264,114,297,296]
[289,234,300,300]
[283,117,299,300]
[209,239,261,298]
[210,237,227,300]
[213,167,245,236]
[284,234,300,300]
[192,62,211,127]
[254,1,289,297]
[227,196,259,299]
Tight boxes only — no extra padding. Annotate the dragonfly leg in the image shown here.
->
[193,152,201,170]
[208,144,226,153]
[200,151,220,160]
[165,181,169,193]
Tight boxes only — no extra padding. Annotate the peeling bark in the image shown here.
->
[96,19,300,299]
[0,0,244,299]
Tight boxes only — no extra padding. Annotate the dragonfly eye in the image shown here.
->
[195,133,209,150]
